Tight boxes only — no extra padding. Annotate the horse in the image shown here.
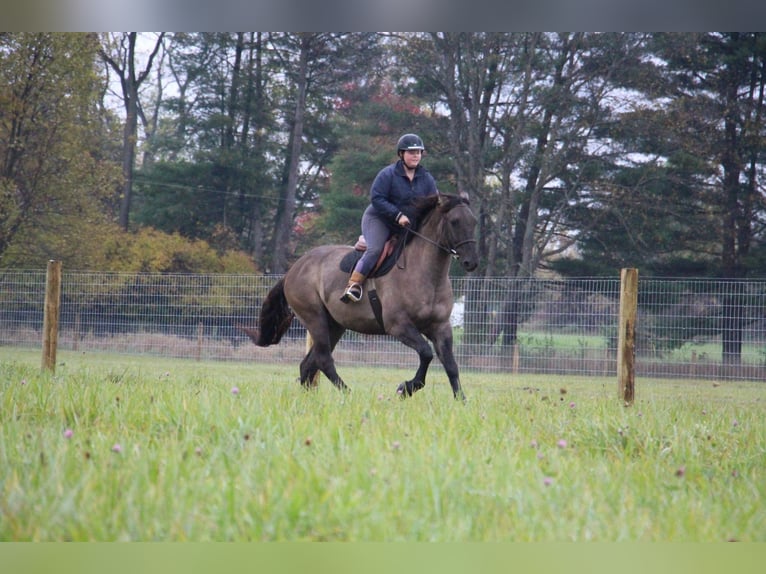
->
[245,193,479,400]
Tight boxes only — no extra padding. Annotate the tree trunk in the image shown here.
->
[271,35,310,274]
[719,61,744,365]
[119,81,138,231]
[101,32,164,232]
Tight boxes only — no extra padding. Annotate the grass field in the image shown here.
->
[0,347,763,541]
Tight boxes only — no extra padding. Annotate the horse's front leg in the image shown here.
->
[428,324,466,402]
[391,324,433,398]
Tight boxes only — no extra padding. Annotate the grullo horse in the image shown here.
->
[245,193,478,400]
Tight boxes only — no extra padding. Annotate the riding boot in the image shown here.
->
[340,271,366,303]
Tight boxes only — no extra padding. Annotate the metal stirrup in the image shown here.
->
[341,282,363,303]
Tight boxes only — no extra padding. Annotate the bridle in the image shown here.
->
[402,203,477,259]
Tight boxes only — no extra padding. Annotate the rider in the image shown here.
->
[341,133,440,303]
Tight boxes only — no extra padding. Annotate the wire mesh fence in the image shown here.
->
[1,269,765,381]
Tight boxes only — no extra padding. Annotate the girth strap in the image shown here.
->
[367,287,385,331]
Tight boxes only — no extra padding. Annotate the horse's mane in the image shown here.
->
[411,193,470,230]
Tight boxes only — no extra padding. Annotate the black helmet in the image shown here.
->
[397,133,425,152]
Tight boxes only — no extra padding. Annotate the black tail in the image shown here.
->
[243,277,294,347]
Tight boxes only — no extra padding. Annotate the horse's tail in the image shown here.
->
[242,277,295,347]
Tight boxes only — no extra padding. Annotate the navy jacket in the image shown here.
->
[369,160,439,229]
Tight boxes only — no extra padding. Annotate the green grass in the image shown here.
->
[1,348,764,541]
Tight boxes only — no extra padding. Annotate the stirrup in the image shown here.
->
[340,282,363,303]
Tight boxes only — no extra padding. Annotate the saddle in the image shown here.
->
[339,234,404,277]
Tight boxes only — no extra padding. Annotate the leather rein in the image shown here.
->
[402,213,477,257]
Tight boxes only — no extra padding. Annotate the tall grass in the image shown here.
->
[1,348,763,541]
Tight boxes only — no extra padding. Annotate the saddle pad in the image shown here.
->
[339,236,401,277]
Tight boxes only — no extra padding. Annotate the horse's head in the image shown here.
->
[410,193,479,272]
[437,194,479,272]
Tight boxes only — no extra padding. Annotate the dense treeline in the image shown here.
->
[2,33,766,362]
[2,32,764,278]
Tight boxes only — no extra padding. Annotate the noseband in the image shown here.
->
[449,238,478,255]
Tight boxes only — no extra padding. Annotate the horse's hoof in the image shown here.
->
[396,383,409,398]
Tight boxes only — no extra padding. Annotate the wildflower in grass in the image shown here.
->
[195,447,202,456]
[111,443,122,453]
[557,439,567,449]
[569,402,576,408]
[529,439,538,449]
[732,419,739,427]
[63,429,73,439]
[675,466,685,477]
[304,437,312,446]
[231,386,239,395]
[392,441,401,450]
[21,379,27,386]
[543,477,553,486]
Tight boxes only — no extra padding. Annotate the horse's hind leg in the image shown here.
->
[312,344,350,392]
[300,322,348,392]
[299,350,321,389]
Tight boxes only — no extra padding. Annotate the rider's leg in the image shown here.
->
[341,208,388,303]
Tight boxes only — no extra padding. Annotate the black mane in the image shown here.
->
[410,193,469,231]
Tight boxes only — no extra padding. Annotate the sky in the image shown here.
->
[5,0,763,32]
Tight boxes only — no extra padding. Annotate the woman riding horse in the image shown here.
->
[341,133,439,303]
[247,191,479,400]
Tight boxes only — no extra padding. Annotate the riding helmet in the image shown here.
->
[397,133,425,152]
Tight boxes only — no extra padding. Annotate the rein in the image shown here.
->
[396,201,477,270]
[402,226,477,257]
[403,226,457,256]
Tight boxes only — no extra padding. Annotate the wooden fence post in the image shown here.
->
[42,260,63,373]
[617,268,638,405]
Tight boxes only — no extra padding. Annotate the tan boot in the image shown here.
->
[340,271,366,303]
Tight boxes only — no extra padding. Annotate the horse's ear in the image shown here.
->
[458,190,470,203]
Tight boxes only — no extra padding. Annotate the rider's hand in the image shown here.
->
[397,214,411,227]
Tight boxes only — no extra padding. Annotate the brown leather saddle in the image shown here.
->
[339,234,403,278]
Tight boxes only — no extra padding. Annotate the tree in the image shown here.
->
[100,32,165,231]
[269,33,311,274]
[651,33,766,364]
[317,81,453,247]
[398,32,648,346]
[553,33,766,365]
[267,32,381,273]
[133,33,279,265]
[132,33,382,272]
[0,33,121,268]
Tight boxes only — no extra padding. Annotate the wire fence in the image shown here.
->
[1,270,765,381]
